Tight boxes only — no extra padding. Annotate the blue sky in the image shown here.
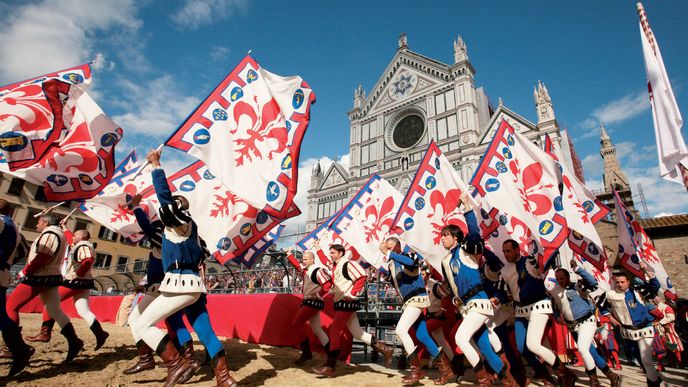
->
[1,0,687,231]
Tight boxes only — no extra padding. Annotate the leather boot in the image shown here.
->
[534,368,558,387]
[123,340,156,375]
[371,337,394,368]
[26,319,54,343]
[553,359,577,387]
[0,346,11,358]
[212,350,238,387]
[433,352,456,385]
[602,366,621,387]
[588,372,601,387]
[401,349,424,385]
[60,323,84,363]
[181,341,202,375]
[647,377,662,387]
[474,362,493,387]
[156,336,194,387]
[89,320,109,350]
[3,326,35,377]
[313,348,339,378]
[295,339,313,365]
[450,353,466,380]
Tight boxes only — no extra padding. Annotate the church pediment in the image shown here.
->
[479,105,537,145]
[319,162,349,190]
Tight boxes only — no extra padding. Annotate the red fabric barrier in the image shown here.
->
[15,292,353,360]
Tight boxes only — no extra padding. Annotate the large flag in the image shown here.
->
[0,63,92,171]
[296,208,359,267]
[471,119,568,267]
[330,174,403,269]
[544,134,610,271]
[138,160,300,265]
[165,55,315,218]
[80,151,159,242]
[392,141,472,270]
[232,224,285,268]
[638,3,688,189]
[613,188,677,300]
[0,92,122,201]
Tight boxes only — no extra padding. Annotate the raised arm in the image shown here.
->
[148,149,174,206]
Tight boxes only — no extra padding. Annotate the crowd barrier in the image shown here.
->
[16,293,354,360]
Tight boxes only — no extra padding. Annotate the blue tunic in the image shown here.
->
[388,252,427,303]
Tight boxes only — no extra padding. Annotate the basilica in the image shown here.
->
[306,34,580,230]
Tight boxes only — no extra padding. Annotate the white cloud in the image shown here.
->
[111,75,200,138]
[581,153,603,182]
[0,0,141,82]
[625,165,688,216]
[170,0,248,30]
[210,45,232,62]
[577,90,650,130]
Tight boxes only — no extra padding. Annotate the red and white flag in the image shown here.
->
[0,63,92,171]
[296,209,360,268]
[165,55,315,218]
[330,174,403,269]
[471,119,568,267]
[232,225,285,268]
[613,188,677,300]
[544,134,610,271]
[392,141,472,271]
[638,3,688,189]
[1,92,122,201]
[140,160,300,266]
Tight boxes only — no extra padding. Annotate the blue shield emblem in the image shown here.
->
[180,180,196,192]
[203,170,215,180]
[501,147,512,159]
[495,161,507,173]
[499,214,508,226]
[217,237,232,251]
[538,220,554,236]
[230,87,243,101]
[582,200,594,213]
[434,157,441,170]
[404,217,414,231]
[246,69,258,83]
[78,174,93,185]
[256,211,268,224]
[587,243,599,255]
[507,134,515,146]
[414,197,425,211]
[485,178,500,192]
[240,223,252,236]
[553,196,563,211]
[292,89,305,109]
[212,108,228,121]
[281,154,292,170]
[47,174,68,186]
[62,73,84,84]
[0,132,28,152]
[193,129,211,145]
[425,176,436,190]
[100,132,119,147]
[266,181,280,202]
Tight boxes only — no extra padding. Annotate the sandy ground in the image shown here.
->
[1,313,687,386]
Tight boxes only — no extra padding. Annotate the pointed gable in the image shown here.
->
[479,104,537,145]
[319,161,350,190]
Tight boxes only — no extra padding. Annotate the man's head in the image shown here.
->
[614,272,630,292]
[173,195,189,210]
[302,251,315,267]
[385,237,402,254]
[0,199,9,216]
[554,268,571,288]
[502,239,521,263]
[72,229,90,244]
[440,224,463,250]
[329,244,346,263]
[159,195,192,227]
[37,214,57,232]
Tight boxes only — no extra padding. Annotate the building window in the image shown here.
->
[116,256,128,272]
[24,208,41,230]
[34,186,47,201]
[7,178,24,196]
[435,90,456,115]
[360,143,375,165]
[133,259,147,274]
[98,226,118,241]
[94,253,112,269]
[74,220,89,231]
[435,115,458,141]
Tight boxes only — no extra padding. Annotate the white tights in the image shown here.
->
[395,306,422,354]
[132,292,199,351]
[309,312,329,347]
[128,292,157,342]
[638,336,659,381]
[346,312,372,345]
[72,289,96,326]
[526,312,556,365]
[574,320,597,371]
[40,287,70,328]
[455,311,488,367]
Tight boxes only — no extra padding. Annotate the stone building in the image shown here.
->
[307,34,576,230]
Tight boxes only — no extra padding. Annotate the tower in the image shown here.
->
[597,123,636,217]
[534,81,558,136]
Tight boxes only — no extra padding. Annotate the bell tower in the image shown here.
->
[597,123,636,218]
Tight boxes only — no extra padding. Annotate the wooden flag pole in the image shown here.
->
[127,143,163,182]
[34,201,67,218]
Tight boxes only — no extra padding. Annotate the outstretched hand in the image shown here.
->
[146,148,162,167]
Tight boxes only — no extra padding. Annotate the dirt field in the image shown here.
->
[1,313,686,386]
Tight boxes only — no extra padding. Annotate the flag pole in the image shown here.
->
[34,201,67,218]
[127,144,163,182]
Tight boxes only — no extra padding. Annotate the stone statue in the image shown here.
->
[454,35,467,63]
[398,33,408,49]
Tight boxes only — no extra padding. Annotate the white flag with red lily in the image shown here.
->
[165,55,315,218]
[0,63,92,171]
[79,151,159,242]
[232,224,285,267]
[613,188,677,300]
[543,134,610,271]
[471,119,568,267]
[479,199,539,264]
[0,92,122,201]
[297,208,360,268]
[392,141,472,271]
[140,160,300,266]
[638,3,688,189]
[330,174,403,269]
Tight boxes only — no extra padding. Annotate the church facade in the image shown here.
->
[307,34,577,230]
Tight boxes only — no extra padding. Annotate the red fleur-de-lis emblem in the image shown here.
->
[518,163,553,216]
[428,189,466,244]
[362,197,396,243]
[210,188,240,218]
[231,98,288,166]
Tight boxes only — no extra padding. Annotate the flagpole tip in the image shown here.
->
[636,2,644,12]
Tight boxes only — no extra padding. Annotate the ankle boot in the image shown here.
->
[450,353,466,379]
[89,320,109,350]
[313,348,339,378]
[60,323,84,363]
[553,359,577,387]
[587,369,601,387]
[156,336,194,387]
[26,319,54,343]
[433,352,456,385]
[601,366,621,387]
[371,337,394,368]
[647,377,662,387]
[3,326,35,377]
[212,350,237,387]
[401,348,424,385]
[181,341,202,375]
[123,340,156,374]
[474,362,493,387]
[0,346,11,358]
[295,339,313,365]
